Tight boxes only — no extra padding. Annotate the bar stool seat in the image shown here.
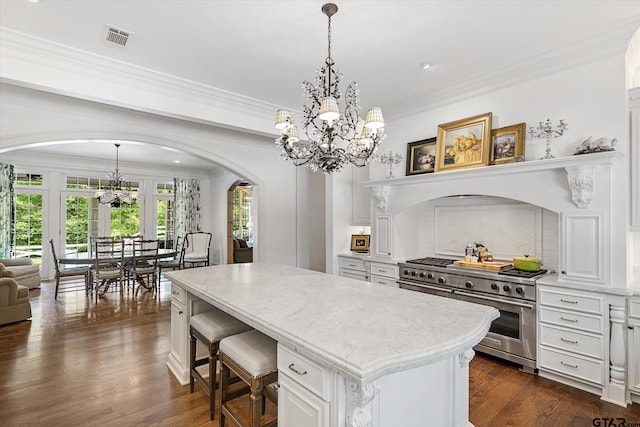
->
[219,330,278,427]
[190,309,252,420]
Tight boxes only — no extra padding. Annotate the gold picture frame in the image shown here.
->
[435,112,493,172]
[406,137,437,175]
[490,123,526,165]
[350,234,370,252]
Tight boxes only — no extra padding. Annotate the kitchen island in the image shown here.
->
[166,263,498,427]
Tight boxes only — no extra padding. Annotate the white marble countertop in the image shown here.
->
[166,263,498,385]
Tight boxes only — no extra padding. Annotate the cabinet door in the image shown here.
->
[560,212,605,284]
[629,318,640,393]
[278,374,329,427]
[373,215,392,258]
[170,300,186,369]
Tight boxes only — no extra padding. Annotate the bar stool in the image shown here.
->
[189,309,252,420]
[219,330,278,427]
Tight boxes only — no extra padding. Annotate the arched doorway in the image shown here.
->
[227,181,254,264]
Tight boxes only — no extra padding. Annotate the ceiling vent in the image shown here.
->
[102,25,132,48]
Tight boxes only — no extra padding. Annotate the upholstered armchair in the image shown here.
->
[232,238,253,263]
[0,258,41,289]
[0,277,32,325]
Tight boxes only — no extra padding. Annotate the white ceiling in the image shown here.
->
[1,0,640,167]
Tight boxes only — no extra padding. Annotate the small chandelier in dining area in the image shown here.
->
[274,3,386,174]
[95,143,138,208]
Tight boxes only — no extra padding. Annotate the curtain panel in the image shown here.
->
[174,177,201,239]
[0,163,14,257]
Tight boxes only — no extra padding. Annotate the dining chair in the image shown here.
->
[49,239,91,299]
[121,234,143,292]
[158,236,183,284]
[92,238,125,302]
[126,239,160,297]
[183,232,212,269]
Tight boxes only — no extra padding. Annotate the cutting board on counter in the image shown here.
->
[452,260,512,271]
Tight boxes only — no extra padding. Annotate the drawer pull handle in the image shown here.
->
[560,337,578,344]
[288,363,307,376]
[172,290,179,295]
[560,299,578,304]
[178,310,183,315]
[560,361,578,369]
[560,317,578,323]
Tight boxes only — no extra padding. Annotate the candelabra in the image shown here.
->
[377,151,403,179]
[528,119,568,159]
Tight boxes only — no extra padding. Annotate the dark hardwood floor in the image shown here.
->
[1,278,639,426]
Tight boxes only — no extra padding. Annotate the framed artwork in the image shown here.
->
[435,112,493,172]
[490,123,526,165]
[406,137,437,175]
[350,234,370,252]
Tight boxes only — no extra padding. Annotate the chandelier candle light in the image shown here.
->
[528,119,568,160]
[274,3,386,174]
[95,143,138,208]
[378,151,403,179]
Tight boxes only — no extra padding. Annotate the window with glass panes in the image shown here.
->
[157,182,174,249]
[12,173,44,266]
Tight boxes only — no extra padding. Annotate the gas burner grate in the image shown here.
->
[406,257,455,267]
[498,268,547,278]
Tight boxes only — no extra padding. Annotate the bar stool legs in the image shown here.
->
[219,330,278,427]
[189,309,252,420]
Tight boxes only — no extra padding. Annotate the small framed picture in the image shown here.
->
[406,137,437,175]
[490,123,526,165]
[350,234,370,252]
[435,112,493,172]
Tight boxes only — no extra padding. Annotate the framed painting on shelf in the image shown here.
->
[435,112,492,172]
[490,123,526,165]
[406,137,437,175]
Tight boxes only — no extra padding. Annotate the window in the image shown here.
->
[232,185,252,242]
[156,182,174,248]
[13,172,45,265]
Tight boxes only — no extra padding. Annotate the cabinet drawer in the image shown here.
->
[539,324,603,359]
[370,275,398,288]
[171,284,186,304]
[369,263,398,278]
[539,307,604,334]
[630,299,640,319]
[278,344,331,401]
[538,288,604,315]
[341,270,369,282]
[539,347,604,386]
[339,258,367,272]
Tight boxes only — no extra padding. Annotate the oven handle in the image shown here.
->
[397,280,453,293]
[454,290,535,310]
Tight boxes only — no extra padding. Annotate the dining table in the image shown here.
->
[58,249,177,295]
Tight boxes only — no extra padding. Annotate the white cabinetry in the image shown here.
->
[372,215,392,258]
[538,286,606,394]
[338,255,369,282]
[278,344,332,427]
[628,297,640,402]
[168,284,188,383]
[559,212,606,285]
[370,261,399,288]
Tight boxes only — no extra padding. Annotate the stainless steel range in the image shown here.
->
[398,257,549,373]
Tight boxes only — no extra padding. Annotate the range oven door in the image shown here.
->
[453,291,536,371]
[397,280,453,299]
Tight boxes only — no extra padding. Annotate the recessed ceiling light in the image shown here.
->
[173,160,181,164]
[420,62,432,70]
[28,0,40,3]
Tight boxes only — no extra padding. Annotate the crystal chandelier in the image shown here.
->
[274,3,386,174]
[95,143,138,208]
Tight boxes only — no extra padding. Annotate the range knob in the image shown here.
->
[438,276,446,284]
[404,270,410,276]
[465,281,474,289]
[503,284,511,292]
[516,287,525,295]
[427,273,434,280]
[411,271,417,276]
[419,272,425,278]
[491,283,499,290]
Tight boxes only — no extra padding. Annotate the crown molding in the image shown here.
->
[0,27,291,136]
[384,18,640,121]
